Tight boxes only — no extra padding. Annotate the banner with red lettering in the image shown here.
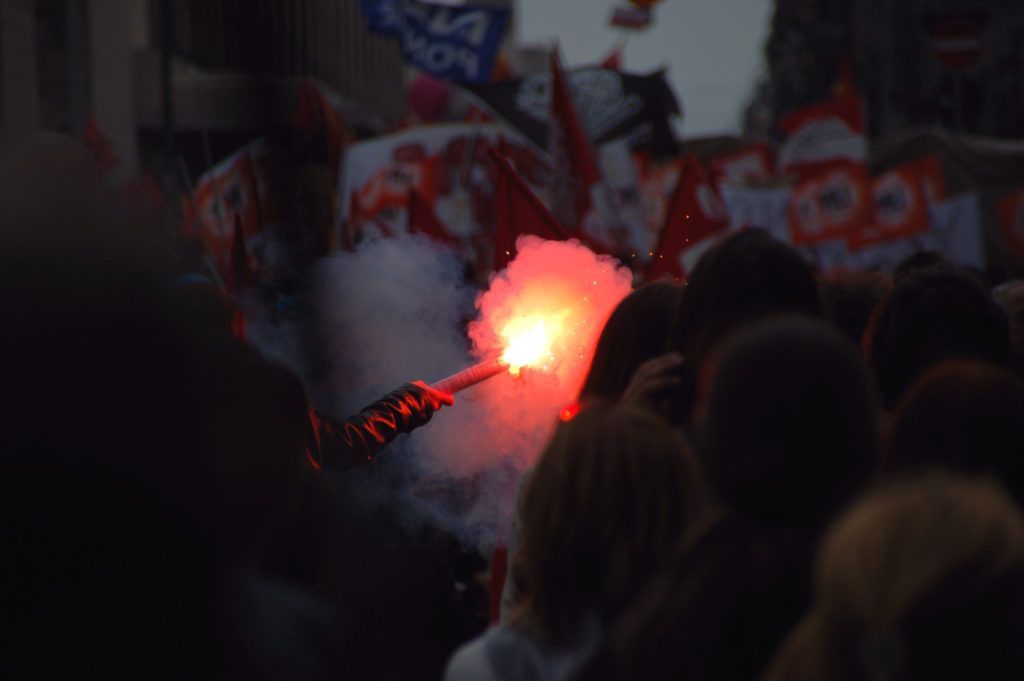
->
[788,161,873,245]
[337,122,540,273]
[847,160,933,250]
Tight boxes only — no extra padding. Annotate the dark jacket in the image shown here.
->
[305,383,441,471]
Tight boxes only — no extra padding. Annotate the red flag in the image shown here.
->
[488,147,570,272]
[123,171,166,217]
[600,41,625,70]
[293,77,350,176]
[228,215,255,291]
[998,187,1024,258]
[81,116,120,178]
[647,155,730,280]
[408,189,461,249]
[547,47,601,231]
[915,154,946,205]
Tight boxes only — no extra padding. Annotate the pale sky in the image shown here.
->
[515,0,774,138]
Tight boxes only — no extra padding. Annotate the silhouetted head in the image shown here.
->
[763,475,1024,681]
[169,274,249,342]
[702,315,878,527]
[818,269,892,349]
[668,228,822,427]
[514,402,705,643]
[893,249,946,283]
[579,281,682,402]
[883,360,1024,506]
[866,267,1010,411]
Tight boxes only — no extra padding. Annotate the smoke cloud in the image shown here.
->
[298,233,633,548]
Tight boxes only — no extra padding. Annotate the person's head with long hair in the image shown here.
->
[512,402,705,644]
[578,281,682,403]
[818,268,893,349]
[865,267,1010,411]
[702,314,878,527]
[576,316,879,681]
[882,360,1024,505]
[668,228,822,428]
[762,475,1024,681]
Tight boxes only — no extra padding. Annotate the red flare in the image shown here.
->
[431,358,509,394]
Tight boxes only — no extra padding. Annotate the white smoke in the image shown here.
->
[299,233,632,548]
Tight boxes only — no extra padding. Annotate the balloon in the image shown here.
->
[408,72,452,123]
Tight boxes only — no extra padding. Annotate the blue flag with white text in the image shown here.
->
[400,0,510,82]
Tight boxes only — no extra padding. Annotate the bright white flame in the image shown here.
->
[501,319,550,368]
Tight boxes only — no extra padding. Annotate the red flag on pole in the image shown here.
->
[547,45,602,231]
[408,189,461,249]
[600,41,625,70]
[228,215,255,291]
[647,155,730,280]
[488,147,571,272]
[998,187,1024,258]
[81,116,120,178]
[293,77,350,177]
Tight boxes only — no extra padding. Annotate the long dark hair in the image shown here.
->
[513,402,705,643]
[667,228,822,427]
[578,282,682,402]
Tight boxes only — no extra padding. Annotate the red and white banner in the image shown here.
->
[788,161,873,245]
[192,149,261,256]
[846,160,932,250]
[778,94,867,176]
[708,143,775,186]
[337,122,539,272]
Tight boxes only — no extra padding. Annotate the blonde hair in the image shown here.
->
[763,475,1024,681]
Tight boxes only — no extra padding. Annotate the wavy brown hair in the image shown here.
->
[512,402,705,643]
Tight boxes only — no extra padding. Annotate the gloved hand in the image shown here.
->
[306,382,455,471]
[410,380,455,411]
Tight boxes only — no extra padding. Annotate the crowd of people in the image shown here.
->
[6,133,1024,680]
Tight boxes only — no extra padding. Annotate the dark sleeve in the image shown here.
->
[305,383,440,472]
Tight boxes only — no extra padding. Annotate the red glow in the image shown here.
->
[471,238,632,391]
[501,318,551,368]
[559,402,581,422]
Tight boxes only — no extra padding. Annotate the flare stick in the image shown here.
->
[431,358,509,394]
